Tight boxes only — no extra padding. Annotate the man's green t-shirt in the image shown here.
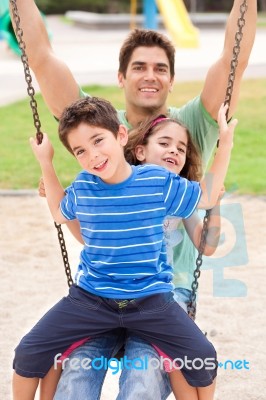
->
[81,90,219,289]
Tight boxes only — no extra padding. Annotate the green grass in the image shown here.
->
[0,79,266,194]
[258,12,266,28]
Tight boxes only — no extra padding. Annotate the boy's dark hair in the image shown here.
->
[59,96,120,154]
[119,29,175,78]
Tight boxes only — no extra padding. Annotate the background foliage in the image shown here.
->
[35,1,266,15]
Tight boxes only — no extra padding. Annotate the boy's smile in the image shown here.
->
[68,122,131,184]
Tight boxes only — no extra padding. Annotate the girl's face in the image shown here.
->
[135,121,188,174]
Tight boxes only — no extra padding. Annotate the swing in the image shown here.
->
[10,0,248,319]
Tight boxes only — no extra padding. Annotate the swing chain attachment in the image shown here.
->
[187,210,210,320]
[10,0,73,287]
[188,0,248,321]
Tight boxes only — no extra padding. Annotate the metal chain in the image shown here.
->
[10,0,73,287]
[188,0,248,320]
[54,222,74,287]
[225,0,248,117]
[10,0,43,144]
[187,210,210,320]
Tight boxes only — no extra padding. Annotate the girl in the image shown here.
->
[125,114,224,312]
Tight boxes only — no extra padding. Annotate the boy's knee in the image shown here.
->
[198,339,217,364]
[13,337,46,378]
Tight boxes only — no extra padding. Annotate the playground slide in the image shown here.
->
[156,0,199,48]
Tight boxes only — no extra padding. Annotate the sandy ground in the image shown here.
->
[0,192,265,399]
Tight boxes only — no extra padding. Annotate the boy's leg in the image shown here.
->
[12,286,121,398]
[123,293,217,390]
[118,334,171,400]
[13,373,39,400]
[40,366,62,400]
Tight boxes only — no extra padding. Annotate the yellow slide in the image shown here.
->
[156,0,199,48]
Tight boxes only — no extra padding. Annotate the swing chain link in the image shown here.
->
[10,0,73,287]
[54,222,74,287]
[188,0,248,320]
[187,210,210,320]
[10,0,43,144]
[225,0,248,117]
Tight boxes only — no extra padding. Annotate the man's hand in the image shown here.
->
[217,103,238,149]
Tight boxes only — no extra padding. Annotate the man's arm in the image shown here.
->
[201,0,257,120]
[10,0,80,118]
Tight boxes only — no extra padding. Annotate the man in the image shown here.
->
[11,1,257,399]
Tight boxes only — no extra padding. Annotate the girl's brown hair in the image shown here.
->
[124,115,203,181]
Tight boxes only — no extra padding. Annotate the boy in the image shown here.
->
[13,96,237,400]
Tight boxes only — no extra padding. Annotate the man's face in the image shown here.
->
[118,46,174,114]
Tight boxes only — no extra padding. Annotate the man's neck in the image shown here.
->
[125,105,169,128]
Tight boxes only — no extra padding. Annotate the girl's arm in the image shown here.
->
[30,133,68,224]
[198,103,237,209]
[38,177,84,244]
[183,188,224,256]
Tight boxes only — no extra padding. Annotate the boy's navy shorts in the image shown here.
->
[13,285,217,387]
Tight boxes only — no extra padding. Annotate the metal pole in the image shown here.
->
[143,0,158,29]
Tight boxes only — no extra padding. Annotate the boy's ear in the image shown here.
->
[135,145,146,162]
[117,125,128,146]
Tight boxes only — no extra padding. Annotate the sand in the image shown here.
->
[0,192,265,399]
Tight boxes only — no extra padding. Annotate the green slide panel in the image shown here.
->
[0,1,50,55]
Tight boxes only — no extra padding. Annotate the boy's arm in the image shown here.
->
[30,134,68,224]
[10,0,80,119]
[198,104,237,209]
[183,188,224,256]
[38,177,84,244]
[201,0,257,121]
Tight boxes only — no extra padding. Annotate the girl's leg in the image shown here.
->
[13,372,39,400]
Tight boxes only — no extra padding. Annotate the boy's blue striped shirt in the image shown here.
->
[60,164,201,299]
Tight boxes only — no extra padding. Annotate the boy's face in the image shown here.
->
[135,122,188,174]
[118,46,174,114]
[67,123,130,184]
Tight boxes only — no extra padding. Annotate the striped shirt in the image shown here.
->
[60,164,201,299]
